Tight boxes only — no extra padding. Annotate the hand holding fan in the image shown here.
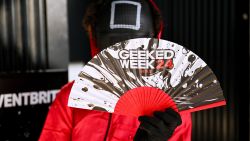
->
[68,38,226,117]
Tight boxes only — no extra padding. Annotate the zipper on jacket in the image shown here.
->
[104,113,112,141]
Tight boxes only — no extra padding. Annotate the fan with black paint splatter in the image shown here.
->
[68,38,226,117]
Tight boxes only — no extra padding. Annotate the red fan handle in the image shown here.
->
[114,87,178,117]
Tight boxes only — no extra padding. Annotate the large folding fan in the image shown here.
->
[68,38,226,117]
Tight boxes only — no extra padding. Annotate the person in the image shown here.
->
[39,0,192,141]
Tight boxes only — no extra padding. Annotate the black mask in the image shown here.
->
[95,0,155,49]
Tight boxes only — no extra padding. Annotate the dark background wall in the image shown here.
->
[156,0,248,141]
[0,0,69,140]
[68,0,249,141]
[68,0,91,62]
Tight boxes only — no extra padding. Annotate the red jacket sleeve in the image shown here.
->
[169,113,192,141]
[39,81,193,141]
[39,82,74,141]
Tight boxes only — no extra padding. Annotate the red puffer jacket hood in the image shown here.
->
[39,81,192,141]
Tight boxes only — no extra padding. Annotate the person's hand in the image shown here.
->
[134,108,182,141]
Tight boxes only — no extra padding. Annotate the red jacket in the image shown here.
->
[39,81,192,141]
